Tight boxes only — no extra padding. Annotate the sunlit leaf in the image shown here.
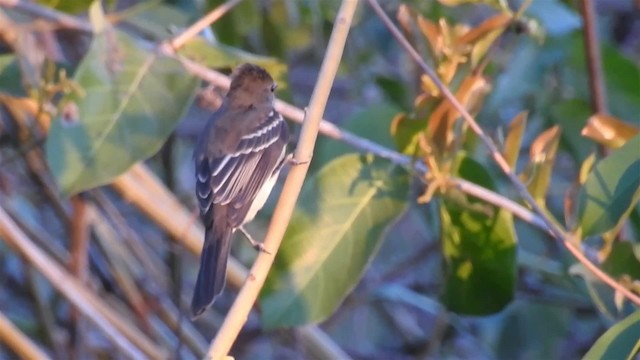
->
[427,75,490,152]
[46,3,198,195]
[441,154,517,315]
[260,154,409,328]
[417,16,441,57]
[576,135,640,237]
[503,111,528,170]
[583,310,640,360]
[396,4,415,36]
[456,13,511,45]
[524,126,561,204]
[582,113,640,149]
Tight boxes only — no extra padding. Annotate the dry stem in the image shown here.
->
[206,0,359,357]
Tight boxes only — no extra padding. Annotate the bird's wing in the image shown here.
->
[195,109,288,227]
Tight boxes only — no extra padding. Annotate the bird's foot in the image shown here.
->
[239,226,271,254]
[285,153,310,166]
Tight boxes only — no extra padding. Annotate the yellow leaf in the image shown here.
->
[417,15,442,57]
[503,111,528,170]
[457,13,512,45]
[581,113,640,149]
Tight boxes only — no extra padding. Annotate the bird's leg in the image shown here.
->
[284,153,310,166]
[238,226,271,254]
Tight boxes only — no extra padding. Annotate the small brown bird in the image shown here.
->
[191,63,289,318]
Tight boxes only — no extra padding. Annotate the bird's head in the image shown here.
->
[227,63,277,107]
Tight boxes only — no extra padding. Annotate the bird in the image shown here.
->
[191,63,289,318]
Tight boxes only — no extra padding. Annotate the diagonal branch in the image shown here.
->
[163,0,244,51]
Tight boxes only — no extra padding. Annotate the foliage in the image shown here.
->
[0,0,638,359]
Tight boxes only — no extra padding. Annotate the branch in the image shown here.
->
[207,0,359,357]
[366,0,640,306]
[162,0,244,51]
[579,0,608,114]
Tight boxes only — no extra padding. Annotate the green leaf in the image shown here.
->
[122,3,191,41]
[375,76,410,109]
[46,5,198,195]
[602,242,640,280]
[391,113,425,156]
[551,98,595,161]
[576,135,640,237]
[0,55,26,96]
[441,154,517,315]
[583,310,640,360]
[37,0,94,14]
[207,0,259,46]
[260,154,409,328]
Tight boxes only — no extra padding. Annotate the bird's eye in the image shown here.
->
[270,83,277,92]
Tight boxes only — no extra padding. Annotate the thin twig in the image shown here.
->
[207,0,359,357]
[68,194,90,351]
[367,0,640,306]
[162,0,244,51]
[579,0,608,114]
[25,265,66,358]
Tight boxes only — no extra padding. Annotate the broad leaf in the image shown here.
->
[260,154,409,328]
[441,154,517,315]
[576,135,640,237]
[46,4,198,195]
[583,310,640,360]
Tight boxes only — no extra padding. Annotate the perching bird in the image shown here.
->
[191,63,289,318]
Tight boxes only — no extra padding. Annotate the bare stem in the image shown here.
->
[367,0,640,306]
[163,0,244,51]
[579,0,608,114]
[206,0,359,357]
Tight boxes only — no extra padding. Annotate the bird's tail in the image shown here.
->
[191,226,232,318]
